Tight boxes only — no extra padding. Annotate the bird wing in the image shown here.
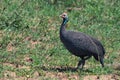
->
[90,37,105,55]
[66,31,105,55]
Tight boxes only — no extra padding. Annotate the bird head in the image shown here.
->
[60,12,69,24]
[60,12,68,19]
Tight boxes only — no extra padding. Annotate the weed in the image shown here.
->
[0,0,120,79]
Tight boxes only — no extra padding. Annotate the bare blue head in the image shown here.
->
[60,13,69,25]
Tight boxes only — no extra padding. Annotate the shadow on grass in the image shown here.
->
[41,66,76,72]
[40,66,93,73]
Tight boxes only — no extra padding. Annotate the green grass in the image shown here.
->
[0,0,120,79]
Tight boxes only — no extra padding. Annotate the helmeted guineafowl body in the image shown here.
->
[59,13,105,69]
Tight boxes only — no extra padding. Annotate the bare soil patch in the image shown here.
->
[83,74,120,80]
[1,71,120,80]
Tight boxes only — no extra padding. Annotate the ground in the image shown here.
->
[0,0,120,80]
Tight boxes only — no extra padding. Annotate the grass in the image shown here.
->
[0,0,120,79]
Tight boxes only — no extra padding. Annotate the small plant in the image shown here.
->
[0,0,120,79]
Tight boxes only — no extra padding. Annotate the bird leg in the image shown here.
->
[84,56,91,60]
[76,59,85,70]
[76,56,91,70]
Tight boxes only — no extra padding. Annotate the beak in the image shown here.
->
[60,14,62,17]
[59,15,62,17]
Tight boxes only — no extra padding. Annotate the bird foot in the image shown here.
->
[75,66,83,71]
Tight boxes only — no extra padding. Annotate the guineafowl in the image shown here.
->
[59,13,105,69]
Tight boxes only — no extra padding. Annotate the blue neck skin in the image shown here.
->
[62,17,69,26]
[60,17,69,34]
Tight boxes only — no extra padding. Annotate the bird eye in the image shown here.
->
[63,15,66,16]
